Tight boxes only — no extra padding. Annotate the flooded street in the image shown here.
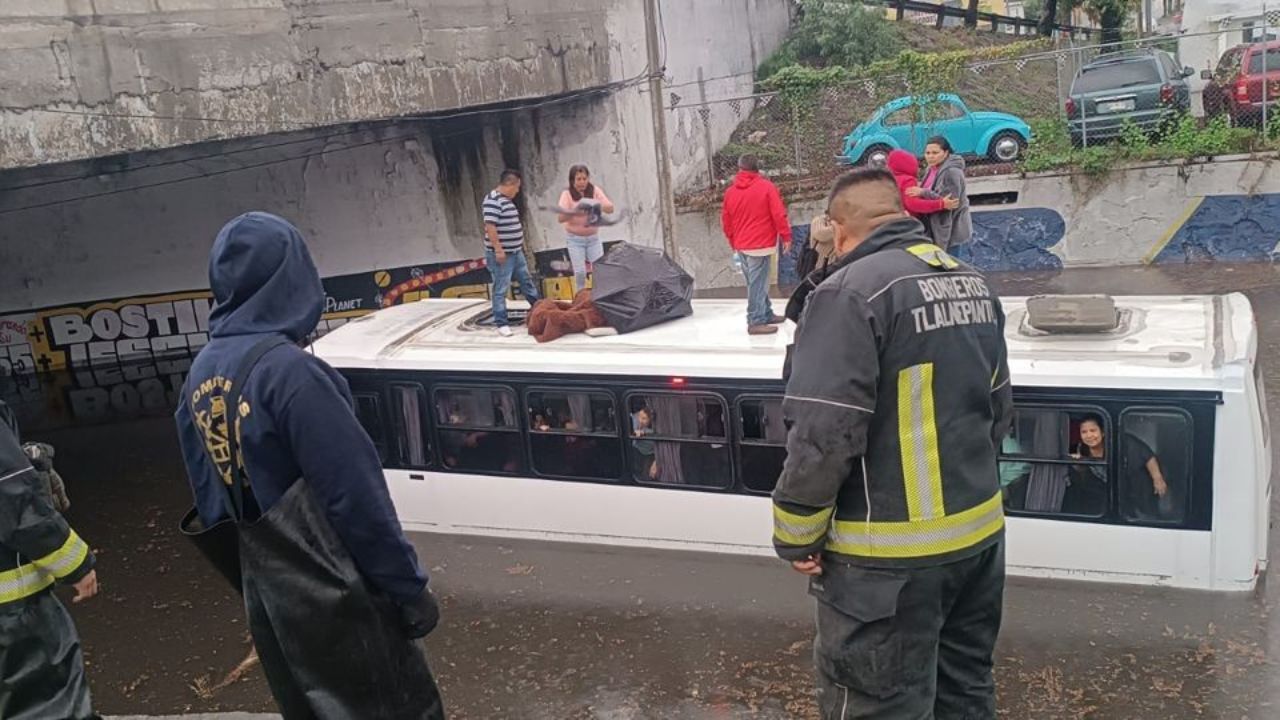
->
[19,263,1280,718]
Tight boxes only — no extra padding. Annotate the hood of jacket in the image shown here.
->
[937,153,967,175]
[732,170,761,190]
[207,212,324,342]
[886,150,921,179]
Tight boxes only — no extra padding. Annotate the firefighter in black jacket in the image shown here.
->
[0,400,100,720]
[774,169,1013,719]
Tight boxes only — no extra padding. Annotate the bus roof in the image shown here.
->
[312,294,1256,390]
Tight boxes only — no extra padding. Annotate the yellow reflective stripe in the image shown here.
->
[898,364,945,521]
[907,244,959,269]
[772,504,835,546]
[0,564,55,604]
[826,492,1005,559]
[31,530,89,580]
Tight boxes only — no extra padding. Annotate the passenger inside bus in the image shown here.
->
[1064,415,1110,516]
[526,392,621,480]
[628,396,731,487]
[999,409,1184,523]
[631,407,658,481]
[1119,414,1184,523]
[1000,409,1107,516]
[436,388,523,474]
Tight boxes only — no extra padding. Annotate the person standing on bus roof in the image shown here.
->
[174,212,445,719]
[483,169,540,337]
[773,168,1012,719]
[0,399,101,720]
[721,154,792,335]
[558,164,615,292]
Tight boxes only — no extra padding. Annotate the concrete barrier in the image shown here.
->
[678,154,1280,289]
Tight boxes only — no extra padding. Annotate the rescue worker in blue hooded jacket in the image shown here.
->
[175,212,444,719]
[773,168,1013,719]
[0,399,101,720]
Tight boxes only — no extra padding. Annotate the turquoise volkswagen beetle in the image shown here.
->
[840,94,1031,166]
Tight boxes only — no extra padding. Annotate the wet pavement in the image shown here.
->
[17,263,1280,718]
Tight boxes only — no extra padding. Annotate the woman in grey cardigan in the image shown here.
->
[921,136,972,250]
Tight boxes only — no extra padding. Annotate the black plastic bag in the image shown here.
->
[591,243,694,334]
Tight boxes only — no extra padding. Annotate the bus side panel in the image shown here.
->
[383,469,777,555]
[1005,516,1218,589]
[1212,390,1265,589]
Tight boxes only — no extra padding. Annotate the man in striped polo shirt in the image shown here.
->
[483,169,540,336]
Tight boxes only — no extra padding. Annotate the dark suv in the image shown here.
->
[1065,49,1194,146]
[1201,42,1280,126]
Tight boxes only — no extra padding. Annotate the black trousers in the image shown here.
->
[0,590,95,720]
[810,541,1005,720]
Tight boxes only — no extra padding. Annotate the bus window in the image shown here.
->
[527,390,622,481]
[739,396,786,494]
[1119,409,1191,525]
[627,393,731,489]
[1000,407,1108,518]
[352,392,389,464]
[389,383,431,468]
[433,386,525,474]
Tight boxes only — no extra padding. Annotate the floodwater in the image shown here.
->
[16,263,1280,718]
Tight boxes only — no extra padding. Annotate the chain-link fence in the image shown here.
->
[671,24,1280,204]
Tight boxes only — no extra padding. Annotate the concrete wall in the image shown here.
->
[660,0,792,191]
[0,0,792,311]
[679,154,1280,290]
[0,0,621,170]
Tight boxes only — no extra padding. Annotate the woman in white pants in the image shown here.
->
[558,164,615,291]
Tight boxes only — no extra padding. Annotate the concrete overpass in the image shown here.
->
[0,0,624,171]
[0,0,790,382]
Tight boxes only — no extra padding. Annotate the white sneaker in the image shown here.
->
[497,326,514,337]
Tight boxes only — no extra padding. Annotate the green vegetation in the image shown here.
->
[757,1,903,79]
[1022,116,1260,177]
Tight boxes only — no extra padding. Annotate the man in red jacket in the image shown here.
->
[721,155,793,335]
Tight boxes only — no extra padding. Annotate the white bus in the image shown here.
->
[310,294,1271,592]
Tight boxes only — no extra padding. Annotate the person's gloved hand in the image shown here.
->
[398,586,441,639]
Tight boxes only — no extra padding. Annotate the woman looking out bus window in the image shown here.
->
[1068,415,1170,518]
[1063,415,1108,515]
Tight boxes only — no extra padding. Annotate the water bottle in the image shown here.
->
[732,252,744,275]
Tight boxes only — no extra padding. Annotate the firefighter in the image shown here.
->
[773,168,1013,719]
[0,399,101,720]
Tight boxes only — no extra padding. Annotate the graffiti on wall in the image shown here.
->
[0,257,494,430]
[1146,196,1280,264]
[777,207,1067,285]
[953,208,1066,272]
[1,244,651,430]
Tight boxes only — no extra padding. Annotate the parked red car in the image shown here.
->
[1202,41,1280,126]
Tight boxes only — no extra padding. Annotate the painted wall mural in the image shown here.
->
[0,257,494,430]
[777,207,1068,286]
[1147,196,1280,264]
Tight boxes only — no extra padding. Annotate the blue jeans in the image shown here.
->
[566,235,604,290]
[486,247,539,327]
[740,252,775,326]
